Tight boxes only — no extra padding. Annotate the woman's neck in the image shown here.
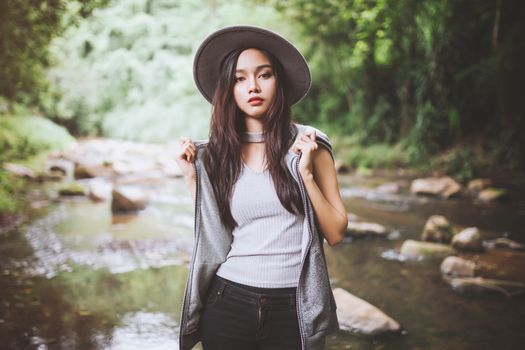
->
[244,117,265,133]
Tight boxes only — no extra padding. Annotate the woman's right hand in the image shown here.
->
[175,137,196,180]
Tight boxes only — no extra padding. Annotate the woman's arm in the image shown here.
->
[293,132,348,246]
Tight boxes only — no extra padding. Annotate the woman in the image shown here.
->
[176,26,348,350]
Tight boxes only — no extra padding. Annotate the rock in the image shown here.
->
[334,160,351,174]
[346,221,388,238]
[410,177,462,198]
[375,182,400,194]
[37,171,64,182]
[333,287,401,336]
[421,215,454,243]
[111,186,149,212]
[482,238,525,251]
[74,163,114,179]
[467,178,492,193]
[58,182,86,196]
[452,227,483,251]
[45,158,74,180]
[478,188,509,203]
[400,239,454,259]
[88,180,112,201]
[445,277,525,297]
[3,163,35,179]
[440,256,476,277]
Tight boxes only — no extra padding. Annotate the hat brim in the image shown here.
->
[193,25,311,106]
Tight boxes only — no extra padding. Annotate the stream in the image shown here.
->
[1,141,525,350]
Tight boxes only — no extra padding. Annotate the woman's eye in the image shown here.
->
[234,76,244,82]
[260,72,273,78]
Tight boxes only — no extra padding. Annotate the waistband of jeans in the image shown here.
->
[214,275,296,299]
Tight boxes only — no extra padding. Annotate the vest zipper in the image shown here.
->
[295,152,313,350]
[179,160,200,349]
[294,135,332,350]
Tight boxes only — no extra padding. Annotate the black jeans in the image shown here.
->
[201,274,301,350]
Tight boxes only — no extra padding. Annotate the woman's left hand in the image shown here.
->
[291,130,318,178]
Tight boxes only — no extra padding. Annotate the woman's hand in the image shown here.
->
[175,137,196,180]
[291,130,318,179]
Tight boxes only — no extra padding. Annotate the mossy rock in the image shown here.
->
[58,182,86,196]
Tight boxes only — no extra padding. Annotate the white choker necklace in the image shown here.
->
[242,131,265,143]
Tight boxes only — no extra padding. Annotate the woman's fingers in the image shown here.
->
[178,137,196,162]
[293,132,318,154]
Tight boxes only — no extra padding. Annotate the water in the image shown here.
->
[1,174,524,349]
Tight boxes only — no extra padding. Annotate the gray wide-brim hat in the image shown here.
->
[193,25,311,106]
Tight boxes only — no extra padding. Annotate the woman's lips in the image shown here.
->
[248,97,264,106]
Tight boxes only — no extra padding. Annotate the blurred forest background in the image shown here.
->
[1,0,525,214]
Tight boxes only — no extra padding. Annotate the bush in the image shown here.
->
[441,149,480,183]
[0,170,24,214]
[332,134,407,170]
[0,116,75,163]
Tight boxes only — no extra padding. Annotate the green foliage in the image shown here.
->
[0,171,24,214]
[269,0,525,170]
[54,264,187,319]
[490,129,525,171]
[0,115,75,163]
[441,149,480,184]
[45,0,289,142]
[0,0,109,107]
[331,134,407,170]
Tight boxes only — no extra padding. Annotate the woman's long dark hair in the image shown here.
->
[202,48,304,231]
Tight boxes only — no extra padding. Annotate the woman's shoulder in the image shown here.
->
[293,123,334,160]
[191,139,209,153]
[293,123,331,145]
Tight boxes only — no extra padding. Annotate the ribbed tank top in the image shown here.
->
[215,162,304,288]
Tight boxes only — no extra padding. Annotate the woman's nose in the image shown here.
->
[248,77,260,93]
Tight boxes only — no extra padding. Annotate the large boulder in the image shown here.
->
[333,288,401,336]
[421,215,455,243]
[445,277,525,297]
[346,221,388,238]
[440,256,476,277]
[452,227,483,251]
[111,186,149,212]
[400,239,454,259]
[410,177,462,198]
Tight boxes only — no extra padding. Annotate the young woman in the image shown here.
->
[176,26,348,350]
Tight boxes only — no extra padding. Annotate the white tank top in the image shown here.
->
[215,162,304,288]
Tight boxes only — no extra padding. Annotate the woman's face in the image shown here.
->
[233,48,276,120]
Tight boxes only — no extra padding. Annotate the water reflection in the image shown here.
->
[107,312,178,350]
[1,177,193,349]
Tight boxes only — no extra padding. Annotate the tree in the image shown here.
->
[0,0,108,108]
